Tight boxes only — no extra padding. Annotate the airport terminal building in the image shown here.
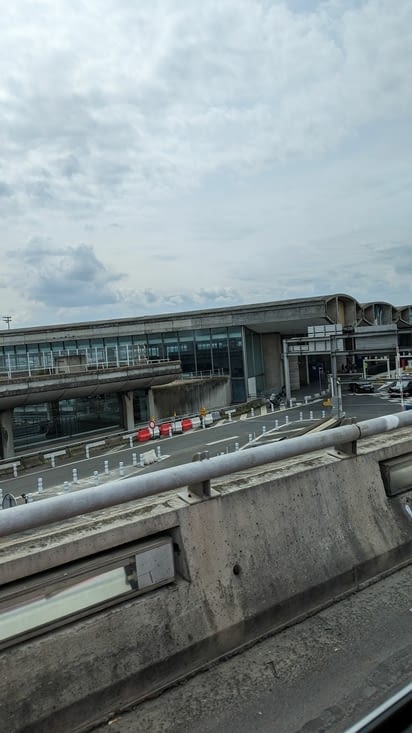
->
[0,293,411,453]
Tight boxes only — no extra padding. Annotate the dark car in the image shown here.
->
[349,381,374,394]
[388,380,412,397]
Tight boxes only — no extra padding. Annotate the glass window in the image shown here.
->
[0,538,174,649]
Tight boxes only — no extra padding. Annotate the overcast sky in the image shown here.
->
[0,0,411,329]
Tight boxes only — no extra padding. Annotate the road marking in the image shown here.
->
[206,436,239,446]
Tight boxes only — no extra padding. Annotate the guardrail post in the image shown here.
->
[188,451,211,498]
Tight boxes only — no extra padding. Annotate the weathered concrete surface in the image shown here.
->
[90,563,412,733]
[0,428,411,732]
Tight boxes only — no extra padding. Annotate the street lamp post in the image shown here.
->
[2,316,11,329]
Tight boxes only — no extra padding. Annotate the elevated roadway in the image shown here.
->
[0,404,410,733]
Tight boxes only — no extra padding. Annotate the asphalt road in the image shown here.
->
[0,389,405,502]
[91,563,412,733]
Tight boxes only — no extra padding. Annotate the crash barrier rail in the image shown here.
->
[0,408,337,503]
[1,411,412,537]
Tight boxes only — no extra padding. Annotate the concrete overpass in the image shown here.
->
[0,360,182,459]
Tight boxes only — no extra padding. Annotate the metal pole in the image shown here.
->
[1,411,412,538]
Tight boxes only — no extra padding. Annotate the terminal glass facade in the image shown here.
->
[0,325,265,404]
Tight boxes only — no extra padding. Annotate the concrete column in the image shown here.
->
[0,409,14,459]
[120,391,135,431]
[261,333,282,392]
[147,388,156,420]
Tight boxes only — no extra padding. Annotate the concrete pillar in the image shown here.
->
[261,333,282,391]
[120,391,135,431]
[0,409,14,459]
[147,388,156,421]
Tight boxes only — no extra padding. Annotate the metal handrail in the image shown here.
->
[1,412,412,538]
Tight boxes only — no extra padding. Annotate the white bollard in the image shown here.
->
[37,477,44,494]
[299,412,303,421]
[251,408,255,418]
[310,410,313,420]
[13,463,18,478]
[305,396,309,404]
[156,445,161,458]
[270,403,274,412]
[140,455,145,467]
[262,425,266,434]
[235,442,240,451]
[285,415,289,424]
[72,468,78,484]
[51,456,56,468]
[129,435,133,449]
[275,419,279,428]
[63,481,70,493]
[132,452,137,466]
[248,433,253,443]
[27,492,34,502]
[322,410,326,418]
[168,427,172,437]
[104,460,109,476]
[93,471,99,485]
[86,446,90,459]
[119,461,125,476]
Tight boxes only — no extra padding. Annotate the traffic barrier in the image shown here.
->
[141,449,157,465]
[181,418,193,431]
[137,427,152,442]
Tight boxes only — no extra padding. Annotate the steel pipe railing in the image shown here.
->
[1,412,412,538]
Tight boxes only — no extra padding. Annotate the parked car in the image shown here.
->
[348,381,374,394]
[388,380,412,397]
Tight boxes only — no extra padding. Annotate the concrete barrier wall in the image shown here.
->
[152,376,230,418]
[0,429,411,732]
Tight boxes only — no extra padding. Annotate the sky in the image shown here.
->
[0,0,411,329]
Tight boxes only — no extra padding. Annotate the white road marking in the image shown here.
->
[206,436,239,446]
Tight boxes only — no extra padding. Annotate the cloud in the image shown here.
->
[0,1,411,326]
[8,241,125,309]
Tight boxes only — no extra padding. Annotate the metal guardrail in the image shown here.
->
[0,412,412,538]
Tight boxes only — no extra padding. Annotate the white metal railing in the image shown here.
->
[0,351,179,381]
[1,411,412,538]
